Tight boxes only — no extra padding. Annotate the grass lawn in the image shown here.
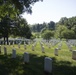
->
[0,41,76,75]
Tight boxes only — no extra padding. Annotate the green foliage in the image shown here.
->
[0,15,11,37]
[55,25,67,39]
[42,30,54,39]
[58,16,76,30]
[31,21,56,33]
[31,23,47,32]
[41,27,47,33]
[0,0,43,17]
[58,17,68,25]
[61,29,75,39]
[48,21,55,30]
[71,25,76,34]
[31,16,76,39]
[56,16,76,39]
[12,18,32,39]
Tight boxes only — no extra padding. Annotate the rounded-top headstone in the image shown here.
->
[18,43,20,48]
[4,46,7,55]
[72,50,76,60]
[44,57,52,73]
[54,48,58,56]
[32,45,34,51]
[24,52,29,63]
[12,49,16,58]
[24,44,26,49]
[42,46,45,53]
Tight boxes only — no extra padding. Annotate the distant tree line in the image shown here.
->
[31,16,76,39]
[31,21,55,32]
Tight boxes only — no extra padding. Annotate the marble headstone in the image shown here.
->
[4,46,7,55]
[44,57,52,73]
[72,50,76,60]
[24,52,29,63]
[12,49,16,58]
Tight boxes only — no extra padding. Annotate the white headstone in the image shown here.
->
[4,46,7,55]
[72,50,76,60]
[44,57,52,73]
[24,41,25,44]
[69,45,73,51]
[9,41,10,45]
[18,43,20,48]
[24,52,29,63]
[24,44,26,49]
[32,45,34,51]
[0,45,1,54]
[40,42,43,47]
[12,49,16,58]
[5,42,7,45]
[13,41,14,47]
[54,48,58,56]
[42,46,45,53]
[48,43,51,48]
[58,44,62,50]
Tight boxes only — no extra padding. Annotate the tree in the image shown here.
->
[0,0,43,44]
[58,17,68,25]
[42,30,54,40]
[71,25,76,38]
[61,29,75,39]
[58,16,76,30]
[11,18,32,39]
[48,21,55,30]
[0,0,43,16]
[55,25,67,39]
[41,27,47,33]
[0,15,12,44]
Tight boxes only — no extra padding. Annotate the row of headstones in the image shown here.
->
[32,42,37,51]
[0,41,31,49]
[0,40,31,45]
[50,40,60,47]
[40,41,50,49]
[68,42,76,60]
[40,42,45,53]
[54,48,76,60]
[31,41,51,63]
[39,41,76,60]
[40,40,62,51]
[57,41,62,50]
[66,42,74,51]
[41,39,60,48]
[0,45,52,73]
[40,41,62,54]
[41,39,60,43]
[66,40,76,47]
[0,41,44,53]
[32,40,52,51]
[53,41,63,56]
[18,40,61,54]
[0,42,76,60]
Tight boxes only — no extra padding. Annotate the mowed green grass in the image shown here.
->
[0,41,76,75]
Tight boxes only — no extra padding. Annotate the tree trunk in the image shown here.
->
[4,36,5,45]
[6,36,9,45]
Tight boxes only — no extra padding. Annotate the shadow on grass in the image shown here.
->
[0,54,76,75]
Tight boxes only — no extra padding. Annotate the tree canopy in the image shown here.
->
[0,0,43,18]
[0,0,43,44]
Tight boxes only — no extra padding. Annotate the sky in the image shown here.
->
[22,0,76,24]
